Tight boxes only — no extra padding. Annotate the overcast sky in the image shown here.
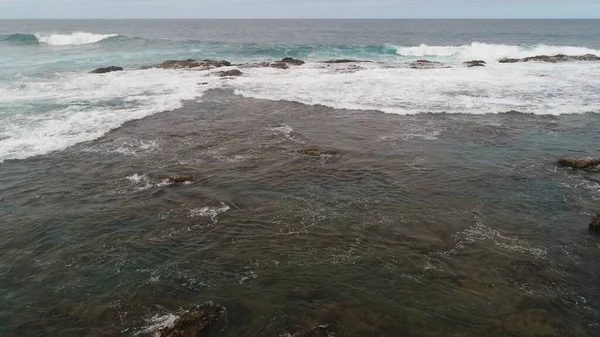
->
[1,0,600,19]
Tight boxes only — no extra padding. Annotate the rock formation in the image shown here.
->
[159,304,226,337]
[499,54,600,63]
[464,60,486,67]
[146,59,231,70]
[557,158,600,171]
[90,66,123,74]
[216,69,243,77]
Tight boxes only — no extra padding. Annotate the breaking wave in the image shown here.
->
[0,32,120,46]
[393,42,600,61]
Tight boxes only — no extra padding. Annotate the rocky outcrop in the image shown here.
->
[216,69,243,77]
[464,60,486,67]
[154,174,195,183]
[159,304,226,337]
[242,61,289,70]
[146,59,231,70]
[239,58,305,70]
[322,59,372,64]
[499,54,600,63]
[590,215,600,232]
[557,158,600,171]
[409,60,451,69]
[298,148,338,157]
[280,57,305,65]
[90,66,123,74]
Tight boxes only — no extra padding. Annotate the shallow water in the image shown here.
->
[1,90,599,336]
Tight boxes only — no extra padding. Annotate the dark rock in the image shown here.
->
[464,60,486,67]
[322,59,373,64]
[155,174,195,183]
[409,60,451,69]
[281,57,305,65]
[159,304,226,337]
[269,62,289,69]
[499,54,600,63]
[149,59,231,70]
[298,148,338,157]
[590,215,600,232]
[245,61,290,69]
[557,158,600,171]
[90,66,123,74]
[499,58,521,63]
[216,69,243,77]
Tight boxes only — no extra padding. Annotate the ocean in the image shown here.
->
[0,19,599,336]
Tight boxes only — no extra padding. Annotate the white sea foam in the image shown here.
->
[2,51,600,162]
[136,313,178,337]
[231,61,600,116]
[35,32,118,46]
[0,68,219,162]
[393,42,600,61]
[190,204,230,223]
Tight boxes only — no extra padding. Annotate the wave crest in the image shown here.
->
[35,32,119,46]
[393,42,600,61]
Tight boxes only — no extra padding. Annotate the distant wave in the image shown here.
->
[0,32,120,46]
[0,33,40,45]
[35,32,119,45]
[393,42,600,61]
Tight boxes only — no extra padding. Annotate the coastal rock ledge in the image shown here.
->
[464,60,486,67]
[499,54,600,63]
[145,59,232,70]
[557,158,600,172]
[90,66,123,74]
[159,304,226,337]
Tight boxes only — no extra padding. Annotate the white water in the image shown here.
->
[393,42,600,61]
[232,61,600,115]
[1,53,600,162]
[35,32,118,45]
[0,69,221,162]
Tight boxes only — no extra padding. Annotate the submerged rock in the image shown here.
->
[499,54,600,63]
[154,174,195,183]
[148,59,231,70]
[159,304,226,337]
[90,66,123,74]
[297,148,338,157]
[281,57,305,65]
[216,69,243,77]
[464,60,486,67]
[557,158,600,171]
[590,215,600,232]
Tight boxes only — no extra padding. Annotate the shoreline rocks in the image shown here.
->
[499,54,600,63]
[409,60,451,69]
[280,57,305,65]
[90,66,123,74]
[216,69,243,77]
[159,304,226,337]
[464,60,486,67]
[557,158,600,171]
[145,59,232,70]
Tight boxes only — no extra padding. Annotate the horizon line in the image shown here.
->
[1,17,599,20]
